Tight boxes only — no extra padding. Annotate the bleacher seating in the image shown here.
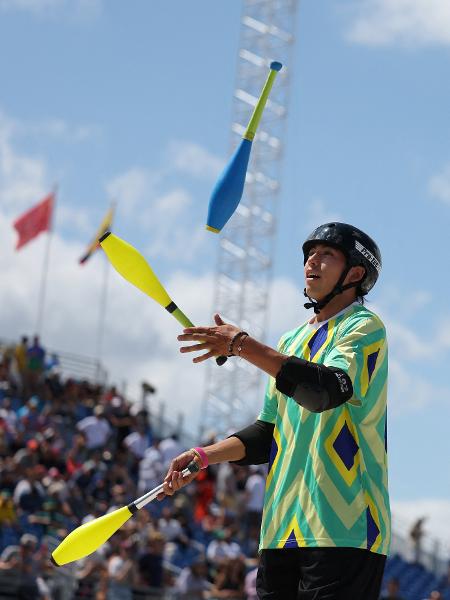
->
[382,553,450,600]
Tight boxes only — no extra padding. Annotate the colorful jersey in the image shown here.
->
[258,303,390,555]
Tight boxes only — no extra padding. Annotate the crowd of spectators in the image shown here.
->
[2,335,449,600]
[0,335,265,599]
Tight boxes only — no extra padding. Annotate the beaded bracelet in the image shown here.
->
[227,330,249,357]
[236,333,249,357]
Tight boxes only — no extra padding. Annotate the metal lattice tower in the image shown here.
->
[201,0,298,436]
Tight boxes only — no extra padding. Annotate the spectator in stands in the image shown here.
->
[137,439,164,494]
[244,565,258,600]
[13,463,47,512]
[13,335,28,392]
[28,496,73,539]
[0,489,16,525]
[18,396,46,440]
[66,431,89,475]
[44,352,60,377]
[123,420,151,460]
[107,394,133,448]
[137,530,166,590]
[158,505,185,542]
[0,543,42,598]
[19,533,52,598]
[73,551,107,598]
[133,509,156,552]
[215,461,238,512]
[0,396,18,438]
[175,555,210,599]
[244,465,265,534]
[77,404,112,450]
[379,576,405,600]
[194,467,215,523]
[159,433,183,468]
[106,539,137,600]
[422,593,443,600]
[26,335,46,394]
[208,556,246,599]
[206,528,242,565]
[410,517,426,564]
[438,562,450,593]
[201,502,226,539]
[0,428,9,459]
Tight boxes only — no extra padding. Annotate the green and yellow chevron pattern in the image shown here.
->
[258,304,390,556]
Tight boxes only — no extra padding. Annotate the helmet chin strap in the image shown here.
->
[304,266,360,314]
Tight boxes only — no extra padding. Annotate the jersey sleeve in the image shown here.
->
[258,376,278,424]
[323,315,387,407]
[257,332,290,423]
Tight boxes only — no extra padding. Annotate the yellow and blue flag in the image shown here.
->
[79,205,114,265]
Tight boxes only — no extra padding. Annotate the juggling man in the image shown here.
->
[162,222,390,600]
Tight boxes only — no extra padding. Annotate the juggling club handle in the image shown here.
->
[132,460,200,510]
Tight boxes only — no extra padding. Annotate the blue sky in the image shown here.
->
[0,0,449,544]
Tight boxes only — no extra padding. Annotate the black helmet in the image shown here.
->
[302,223,382,313]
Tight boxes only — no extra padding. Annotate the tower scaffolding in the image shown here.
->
[201,0,299,436]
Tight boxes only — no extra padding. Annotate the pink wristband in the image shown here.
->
[193,447,209,469]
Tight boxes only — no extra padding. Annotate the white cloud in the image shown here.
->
[55,202,93,237]
[152,188,191,219]
[429,162,450,205]
[0,109,99,216]
[106,167,209,264]
[345,0,450,47]
[141,189,208,262]
[388,358,448,414]
[106,167,160,217]
[0,0,102,20]
[0,112,50,214]
[21,118,98,143]
[305,198,342,231]
[434,318,450,350]
[168,140,225,180]
[376,286,432,318]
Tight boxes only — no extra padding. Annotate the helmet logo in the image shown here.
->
[355,240,381,273]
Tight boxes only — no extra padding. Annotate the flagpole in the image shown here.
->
[36,186,57,336]
[95,254,109,380]
[95,201,115,382]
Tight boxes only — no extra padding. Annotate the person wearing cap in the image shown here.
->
[163,223,390,600]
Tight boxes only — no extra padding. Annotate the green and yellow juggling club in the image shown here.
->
[51,461,199,566]
[99,232,227,365]
[206,61,282,233]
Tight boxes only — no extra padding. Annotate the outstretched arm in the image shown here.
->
[178,313,286,377]
[179,314,354,413]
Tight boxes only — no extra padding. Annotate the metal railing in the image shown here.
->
[391,512,450,577]
[0,337,108,385]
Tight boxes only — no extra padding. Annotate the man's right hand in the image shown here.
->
[158,449,201,499]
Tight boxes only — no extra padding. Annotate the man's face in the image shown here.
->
[304,243,347,300]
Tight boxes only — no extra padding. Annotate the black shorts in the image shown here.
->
[256,547,386,600]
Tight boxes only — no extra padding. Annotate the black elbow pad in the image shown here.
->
[228,420,274,465]
[275,357,353,412]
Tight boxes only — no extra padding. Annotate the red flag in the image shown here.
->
[13,193,54,250]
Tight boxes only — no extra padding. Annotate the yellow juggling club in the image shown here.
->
[99,232,227,365]
[52,461,200,566]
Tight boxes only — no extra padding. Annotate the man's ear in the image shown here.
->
[347,265,366,284]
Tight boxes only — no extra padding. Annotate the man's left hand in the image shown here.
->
[177,314,240,363]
